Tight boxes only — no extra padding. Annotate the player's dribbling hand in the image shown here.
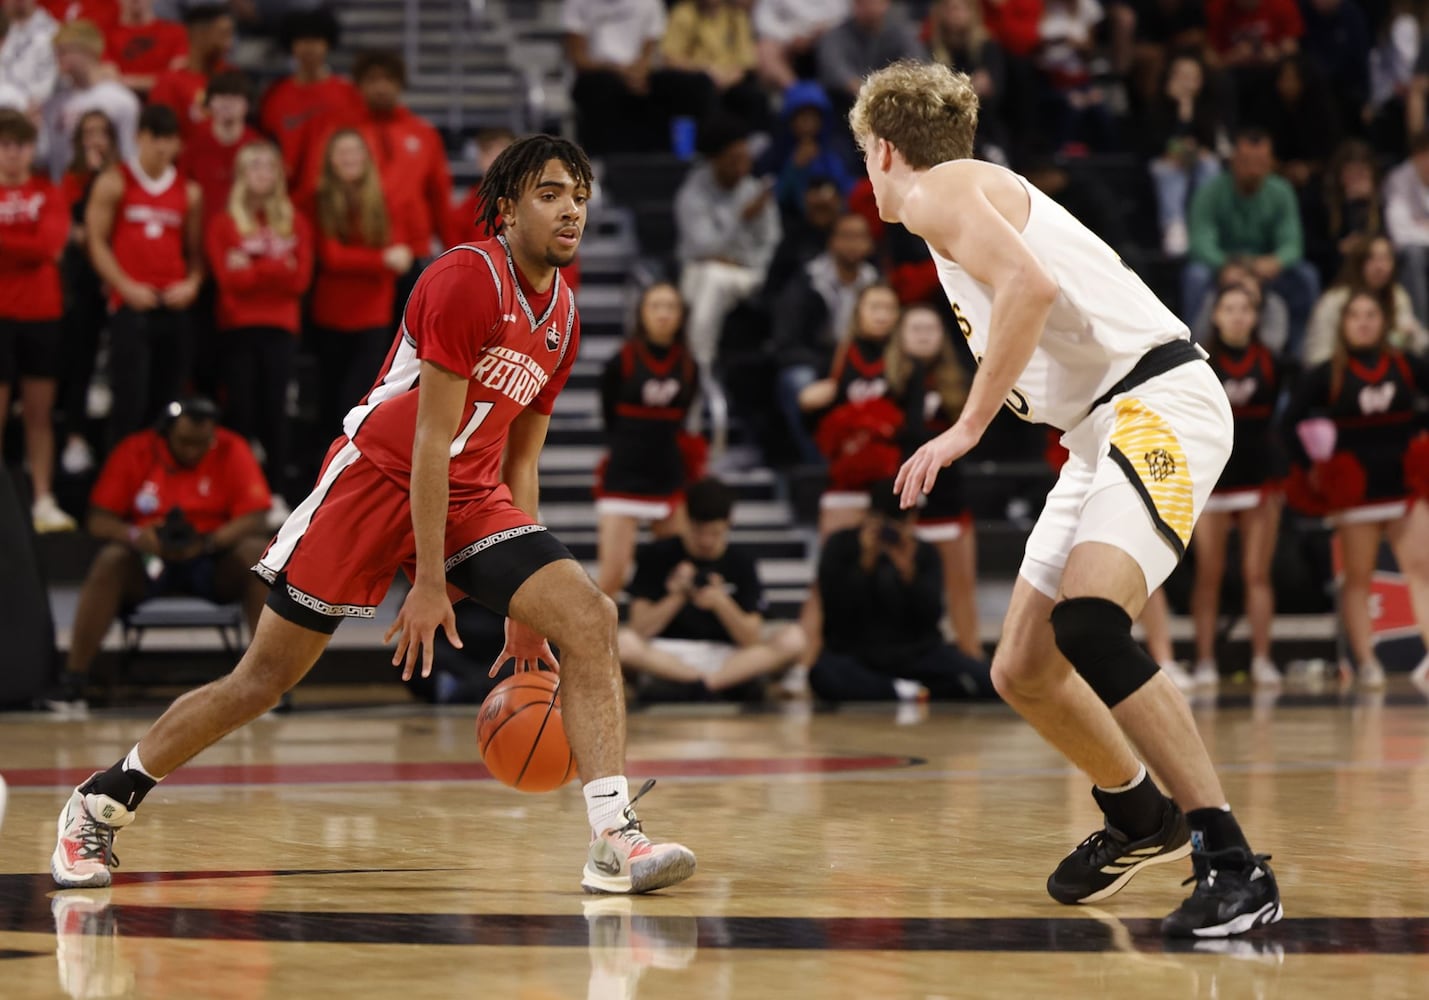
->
[385,581,462,682]
[894,422,980,509]
[489,617,559,677]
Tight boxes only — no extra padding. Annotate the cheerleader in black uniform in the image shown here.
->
[1283,290,1429,687]
[1191,284,1286,689]
[799,283,901,539]
[595,282,700,596]
[886,304,982,657]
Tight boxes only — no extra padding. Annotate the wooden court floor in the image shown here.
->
[2,686,1428,999]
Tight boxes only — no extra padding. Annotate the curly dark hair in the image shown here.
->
[474,133,593,235]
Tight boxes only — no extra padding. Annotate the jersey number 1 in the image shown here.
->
[451,401,495,457]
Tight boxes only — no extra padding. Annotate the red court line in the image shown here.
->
[4,756,919,788]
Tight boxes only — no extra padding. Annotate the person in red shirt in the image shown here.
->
[298,50,452,273]
[50,135,697,902]
[1206,0,1302,68]
[259,7,359,183]
[44,396,272,712]
[104,0,189,94]
[58,109,118,478]
[305,127,415,435]
[207,139,311,513]
[443,125,512,248]
[0,108,73,532]
[181,69,259,233]
[86,103,204,448]
[147,2,233,140]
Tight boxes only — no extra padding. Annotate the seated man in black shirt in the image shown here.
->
[812,481,995,702]
[618,477,806,700]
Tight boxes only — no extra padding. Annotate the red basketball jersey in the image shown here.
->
[110,161,188,299]
[345,235,579,500]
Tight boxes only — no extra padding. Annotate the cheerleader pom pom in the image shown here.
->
[829,441,903,492]
[677,432,708,484]
[1405,432,1429,501]
[814,397,905,461]
[1043,429,1069,473]
[1315,452,1367,511]
[1283,465,1326,515]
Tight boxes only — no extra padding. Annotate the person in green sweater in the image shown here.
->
[1182,127,1321,357]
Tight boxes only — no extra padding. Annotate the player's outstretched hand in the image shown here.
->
[385,581,462,682]
[489,617,559,677]
[894,422,980,510]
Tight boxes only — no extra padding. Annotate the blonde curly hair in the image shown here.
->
[848,59,979,168]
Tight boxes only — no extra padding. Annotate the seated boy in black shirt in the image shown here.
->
[618,478,807,700]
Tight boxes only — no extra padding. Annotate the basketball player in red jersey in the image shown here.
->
[85,103,203,448]
[51,135,698,898]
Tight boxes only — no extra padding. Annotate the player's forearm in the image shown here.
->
[962,285,1055,429]
[409,429,452,589]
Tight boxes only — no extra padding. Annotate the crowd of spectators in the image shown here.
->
[3,0,1429,707]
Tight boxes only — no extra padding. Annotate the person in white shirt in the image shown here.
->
[674,113,781,369]
[854,59,1281,940]
[0,0,59,114]
[1382,131,1429,326]
[43,19,140,179]
[753,0,850,91]
[562,0,712,155]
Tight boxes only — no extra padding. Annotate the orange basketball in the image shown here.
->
[477,670,577,792]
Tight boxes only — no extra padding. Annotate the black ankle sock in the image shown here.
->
[1092,770,1167,840]
[1186,807,1250,854]
[81,759,157,812]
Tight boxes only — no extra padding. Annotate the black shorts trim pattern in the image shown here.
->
[255,568,375,636]
[444,524,576,617]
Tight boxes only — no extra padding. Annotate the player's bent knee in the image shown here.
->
[1049,597,1158,709]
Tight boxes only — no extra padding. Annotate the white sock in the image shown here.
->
[124,744,161,782]
[583,775,630,835]
[1097,763,1147,795]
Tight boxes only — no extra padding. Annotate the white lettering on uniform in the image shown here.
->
[470,345,549,407]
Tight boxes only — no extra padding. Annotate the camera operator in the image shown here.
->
[43,397,272,712]
[810,479,995,702]
[617,477,806,700]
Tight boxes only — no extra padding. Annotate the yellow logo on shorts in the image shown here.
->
[1109,400,1193,549]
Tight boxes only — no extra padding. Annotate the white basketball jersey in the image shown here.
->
[929,166,1188,431]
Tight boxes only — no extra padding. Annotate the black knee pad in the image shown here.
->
[1050,597,1159,708]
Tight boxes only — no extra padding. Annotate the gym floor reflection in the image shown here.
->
[2,686,1428,999]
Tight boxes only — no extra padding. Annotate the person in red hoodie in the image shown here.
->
[0,108,73,532]
[207,140,311,515]
[181,69,259,233]
[147,2,233,141]
[104,0,189,94]
[305,127,414,436]
[259,7,359,183]
[298,50,451,290]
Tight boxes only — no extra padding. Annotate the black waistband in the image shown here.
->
[1088,339,1204,414]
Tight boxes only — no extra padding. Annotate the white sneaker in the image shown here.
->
[1159,660,1196,693]
[266,494,292,532]
[1410,654,1429,686]
[33,494,77,533]
[1357,657,1387,690]
[1162,219,1189,256]
[60,437,94,476]
[1192,659,1220,688]
[582,779,696,895]
[1250,656,1283,688]
[51,779,135,889]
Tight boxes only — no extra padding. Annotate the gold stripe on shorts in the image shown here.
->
[1105,398,1193,557]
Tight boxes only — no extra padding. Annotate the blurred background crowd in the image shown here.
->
[2,0,1427,712]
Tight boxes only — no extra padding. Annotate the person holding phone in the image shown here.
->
[809,477,994,703]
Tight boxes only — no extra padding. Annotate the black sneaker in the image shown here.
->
[1162,847,1283,938]
[1047,798,1191,904]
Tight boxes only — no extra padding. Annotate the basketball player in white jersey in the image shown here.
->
[853,61,1281,938]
